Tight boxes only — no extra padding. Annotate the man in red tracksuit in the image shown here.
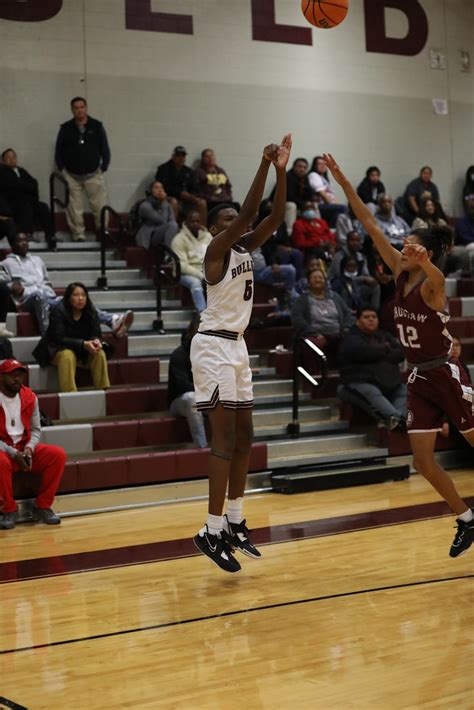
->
[0,359,66,530]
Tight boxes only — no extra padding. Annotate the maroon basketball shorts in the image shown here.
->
[407,362,473,433]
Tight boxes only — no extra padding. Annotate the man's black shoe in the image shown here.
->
[449,511,474,558]
[223,516,261,559]
[0,511,19,530]
[193,525,241,573]
[32,506,61,525]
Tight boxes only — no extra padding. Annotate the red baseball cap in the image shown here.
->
[0,359,27,374]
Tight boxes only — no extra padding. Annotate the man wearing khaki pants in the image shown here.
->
[54,97,110,241]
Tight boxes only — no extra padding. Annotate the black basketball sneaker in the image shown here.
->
[222,515,261,559]
[449,511,474,558]
[193,525,241,573]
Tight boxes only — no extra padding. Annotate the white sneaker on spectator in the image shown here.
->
[72,234,86,242]
[112,310,134,338]
[0,324,14,338]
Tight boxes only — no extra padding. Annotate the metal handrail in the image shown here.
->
[287,337,328,439]
[98,205,125,289]
[49,171,69,243]
[153,244,181,333]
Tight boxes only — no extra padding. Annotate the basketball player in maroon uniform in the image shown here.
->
[324,153,473,557]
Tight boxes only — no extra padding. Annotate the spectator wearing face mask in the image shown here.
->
[292,201,334,261]
[330,255,380,312]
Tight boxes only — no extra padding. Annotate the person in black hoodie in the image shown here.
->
[167,316,207,448]
[0,148,54,248]
[54,97,110,241]
[356,166,385,213]
[337,307,407,429]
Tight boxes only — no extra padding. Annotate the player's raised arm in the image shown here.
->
[206,142,279,263]
[242,134,292,252]
[323,153,402,276]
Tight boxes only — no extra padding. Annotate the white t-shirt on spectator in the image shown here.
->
[0,393,24,444]
[308,172,336,203]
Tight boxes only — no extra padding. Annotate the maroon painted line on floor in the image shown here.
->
[1,497,472,585]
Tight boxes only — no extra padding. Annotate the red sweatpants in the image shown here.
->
[0,444,66,513]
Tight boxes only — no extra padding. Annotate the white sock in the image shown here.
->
[458,508,473,523]
[226,497,244,525]
[206,513,223,536]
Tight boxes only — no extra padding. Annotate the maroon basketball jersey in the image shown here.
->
[393,272,452,364]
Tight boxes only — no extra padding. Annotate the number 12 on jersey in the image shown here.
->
[397,324,421,349]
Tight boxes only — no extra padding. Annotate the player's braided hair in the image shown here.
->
[411,225,453,264]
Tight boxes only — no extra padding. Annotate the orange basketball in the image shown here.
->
[301,0,349,29]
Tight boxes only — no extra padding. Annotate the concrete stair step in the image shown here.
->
[268,433,368,458]
[253,379,293,396]
[252,405,333,426]
[48,269,152,288]
[90,291,178,309]
[30,241,101,251]
[254,419,348,438]
[269,447,389,469]
[40,251,119,266]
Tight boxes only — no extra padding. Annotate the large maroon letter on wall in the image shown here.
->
[125,0,193,35]
[0,0,62,22]
[251,0,312,46]
[364,0,428,56]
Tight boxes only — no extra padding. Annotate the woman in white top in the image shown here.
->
[308,155,346,228]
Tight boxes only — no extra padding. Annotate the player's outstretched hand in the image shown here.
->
[263,143,279,163]
[274,133,292,170]
[322,153,346,185]
[402,241,429,264]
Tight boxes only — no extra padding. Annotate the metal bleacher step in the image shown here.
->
[271,461,410,494]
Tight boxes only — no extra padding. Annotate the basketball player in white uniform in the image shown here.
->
[192,134,292,572]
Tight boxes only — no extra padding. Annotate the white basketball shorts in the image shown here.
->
[190,332,253,410]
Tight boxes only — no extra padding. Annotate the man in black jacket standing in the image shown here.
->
[167,317,207,449]
[337,308,407,429]
[54,97,110,242]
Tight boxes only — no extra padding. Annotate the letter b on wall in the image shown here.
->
[0,0,62,22]
[364,0,428,56]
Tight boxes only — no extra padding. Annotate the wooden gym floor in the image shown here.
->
[1,470,473,709]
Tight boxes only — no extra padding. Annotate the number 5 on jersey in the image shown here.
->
[243,279,253,302]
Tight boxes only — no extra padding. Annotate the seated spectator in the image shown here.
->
[1,232,132,336]
[335,204,363,246]
[362,237,396,333]
[291,268,354,353]
[155,146,206,224]
[171,210,212,313]
[0,149,54,248]
[292,256,327,302]
[450,337,471,384]
[357,166,386,213]
[451,196,474,274]
[462,165,474,213]
[33,282,111,393]
[411,197,447,230]
[256,199,303,280]
[374,194,410,249]
[399,166,443,222]
[251,245,296,297]
[330,255,380,312]
[167,316,207,449]
[270,158,314,235]
[308,155,346,227]
[328,230,370,279]
[196,149,233,209]
[337,308,407,430]
[135,181,179,250]
[292,201,334,259]
[0,358,66,529]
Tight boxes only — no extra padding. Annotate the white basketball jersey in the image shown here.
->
[199,244,254,334]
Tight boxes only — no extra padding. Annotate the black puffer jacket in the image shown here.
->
[338,324,405,394]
